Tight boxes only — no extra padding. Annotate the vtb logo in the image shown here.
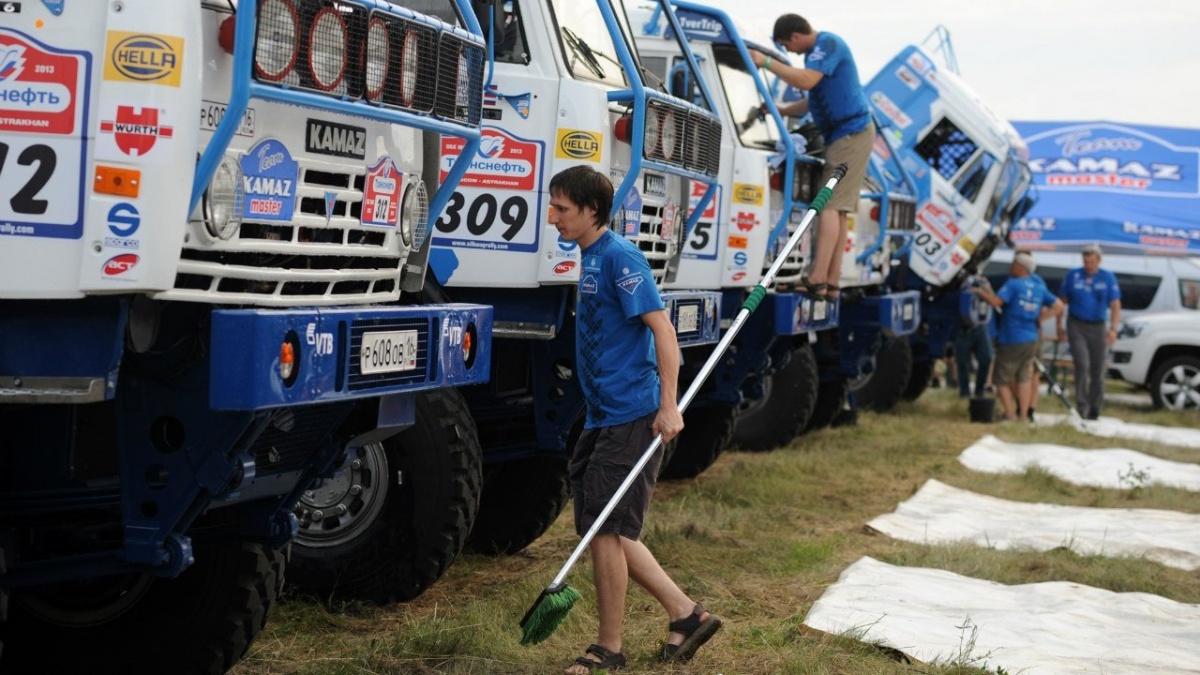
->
[100,106,173,157]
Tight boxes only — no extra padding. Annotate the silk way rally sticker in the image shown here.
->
[362,156,403,227]
[240,138,298,222]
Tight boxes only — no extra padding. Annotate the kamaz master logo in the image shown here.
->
[104,31,184,87]
[556,129,602,162]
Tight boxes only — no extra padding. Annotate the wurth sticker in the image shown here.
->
[100,105,173,157]
[0,33,83,135]
[362,157,403,228]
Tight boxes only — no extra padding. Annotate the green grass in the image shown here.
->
[231,387,1200,674]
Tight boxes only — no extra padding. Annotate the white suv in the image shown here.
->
[1110,311,1200,410]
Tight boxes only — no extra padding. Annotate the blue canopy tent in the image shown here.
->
[1010,120,1200,255]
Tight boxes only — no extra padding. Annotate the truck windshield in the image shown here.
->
[549,0,630,88]
[713,45,777,149]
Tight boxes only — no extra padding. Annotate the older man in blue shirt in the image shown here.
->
[1056,243,1122,420]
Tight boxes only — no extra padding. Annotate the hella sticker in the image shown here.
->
[239,138,299,222]
[104,31,184,87]
[733,183,763,206]
[103,253,139,276]
[556,129,602,162]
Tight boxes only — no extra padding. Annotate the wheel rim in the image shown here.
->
[1159,364,1200,410]
[737,374,773,418]
[16,574,154,627]
[294,442,390,547]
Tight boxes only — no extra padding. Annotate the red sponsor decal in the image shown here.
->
[100,106,173,156]
[554,261,576,275]
[103,253,139,276]
[950,250,966,267]
[0,37,81,135]
[735,211,756,232]
[362,157,403,227]
[441,128,539,191]
[731,271,746,281]
[916,202,959,244]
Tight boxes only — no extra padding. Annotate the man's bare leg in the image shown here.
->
[621,537,711,647]
[997,382,1017,419]
[565,534,627,675]
[825,211,850,294]
[807,207,841,287]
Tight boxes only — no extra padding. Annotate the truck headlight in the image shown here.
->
[364,17,389,101]
[644,108,661,158]
[204,156,243,241]
[254,0,300,82]
[308,6,348,91]
[661,110,679,162]
[401,180,429,250]
[399,30,419,106]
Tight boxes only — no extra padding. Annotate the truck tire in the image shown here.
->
[731,345,819,452]
[659,403,736,480]
[0,540,282,675]
[465,455,571,555]
[902,357,935,401]
[850,337,914,412]
[287,388,482,604]
[802,377,849,433]
[1149,355,1200,410]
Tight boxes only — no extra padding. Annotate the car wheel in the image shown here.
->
[1149,355,1200,410]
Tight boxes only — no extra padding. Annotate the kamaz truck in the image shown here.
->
[0,1,491,671]
[632,2,920,461]
[426,0,723,556]
[863,36,1034,400]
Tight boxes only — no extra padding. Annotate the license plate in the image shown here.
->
[813,301,827,321]
[676,304,700,334]
[199,100,256,137]
[359,330,419,375]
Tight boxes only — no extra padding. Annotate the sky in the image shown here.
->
[689,0,1200,129]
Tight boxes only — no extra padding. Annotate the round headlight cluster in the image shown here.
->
[401,179,429,250]
[399,30,420,106]
[661,111,679,161]
[364,17,390,100]
[308,7,348,91]
[254,0,299,82]
[205,156,243,241]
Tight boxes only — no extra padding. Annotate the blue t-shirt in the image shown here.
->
[576,230,666,429]
[996,276,1056,345]
[804,32,870,142]
[1059,267,1121,322]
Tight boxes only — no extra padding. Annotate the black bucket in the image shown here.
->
[968,397,996,423]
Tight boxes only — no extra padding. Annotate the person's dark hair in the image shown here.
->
[772,14,813,42]
[549,165,613,228]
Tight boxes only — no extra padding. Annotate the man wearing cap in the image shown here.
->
[974,251,1063,421]
[1056,244,1122,420]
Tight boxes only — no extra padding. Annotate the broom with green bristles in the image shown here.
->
[519,164,850,645]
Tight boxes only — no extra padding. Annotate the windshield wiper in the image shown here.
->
[562,27,607,80]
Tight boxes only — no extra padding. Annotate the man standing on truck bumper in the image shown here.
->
[549,166,721,673]
[749,13,875,300]
[1056,243,1122,420]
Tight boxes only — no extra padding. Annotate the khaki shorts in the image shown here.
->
[994,342,1038,386]
[569,412,662,541]
[821,121,876,213]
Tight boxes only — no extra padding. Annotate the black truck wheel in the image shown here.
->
[465,455,571,555]
[287,388,482,604]
[850,337,914,412]
[659,403,736,480]
[731,345,819,452]
[902,357,935,401]
[803,377,849,433]
[0,541,282,675]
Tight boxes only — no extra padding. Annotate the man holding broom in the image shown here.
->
[548,166,722,672]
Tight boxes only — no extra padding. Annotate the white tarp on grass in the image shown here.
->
[958,434,1200,491]
[802,556,1200,674]
[866,479,1200,570]
[1035,413,1200,449]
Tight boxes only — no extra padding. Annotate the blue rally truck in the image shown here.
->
[863,38,1035,400]
[427,0,724,555]
[632,2,920,458]
[0,0,491,670]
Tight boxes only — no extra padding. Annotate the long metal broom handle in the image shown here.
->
[548,164,849,588]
